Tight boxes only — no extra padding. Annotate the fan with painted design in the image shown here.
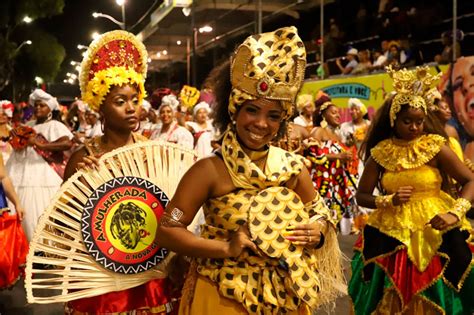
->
[25,141,197,303]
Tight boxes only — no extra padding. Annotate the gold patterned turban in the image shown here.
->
[229,26,306,120]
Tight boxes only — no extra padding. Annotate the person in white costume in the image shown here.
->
[340,98,371,151]
[150,94,193,150]
[185,101,216,158]
[6,89,73,241]
[293,94,315,131]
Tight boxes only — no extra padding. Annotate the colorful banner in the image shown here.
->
[301,65,449,120]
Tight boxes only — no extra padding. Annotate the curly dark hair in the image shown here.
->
[359,96,394,163]
[209,59,287,141]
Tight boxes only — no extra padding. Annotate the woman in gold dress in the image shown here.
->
[349,66,474,314]
[156,27,345,315]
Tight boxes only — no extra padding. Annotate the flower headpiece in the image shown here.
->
[229,26,306,120]
[386,65,442,127]
[79,30,148,111]
[319,101,334,113]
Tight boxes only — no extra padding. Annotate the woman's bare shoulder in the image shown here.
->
[185,154,234,196]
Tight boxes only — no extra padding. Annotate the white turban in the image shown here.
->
[161,94,179,112]
[348,98,367,116]
[142,100,152,113]
[193,101,211,116]
[29,89,59,111]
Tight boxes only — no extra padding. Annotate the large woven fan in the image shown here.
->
[25,141,197,304]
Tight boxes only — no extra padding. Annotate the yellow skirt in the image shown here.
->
[179,275,310,315]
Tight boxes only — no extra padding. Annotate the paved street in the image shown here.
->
[0,234,366,315]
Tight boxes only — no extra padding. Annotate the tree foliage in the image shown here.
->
[0,0,65,100]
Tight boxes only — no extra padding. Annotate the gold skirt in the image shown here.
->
[179,275,310,315]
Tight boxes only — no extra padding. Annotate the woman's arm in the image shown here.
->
[284,166,328,247]
[30,136,73,152]
[356,157,413,208]
[157,156,256,258]
[63,147,89,181]
[355,157,382,208]
[0,155,24,220]
[437,145,474,202]
[428,145,474,229]
[308,128,352,161]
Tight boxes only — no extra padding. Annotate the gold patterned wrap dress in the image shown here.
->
[180,129,346,315]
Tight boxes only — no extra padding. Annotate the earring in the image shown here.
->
[320,118,328,128]
[101,118,105,133]
[47,112,53,121]
[133,120,141,132]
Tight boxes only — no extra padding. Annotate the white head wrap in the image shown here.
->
[347,98,367,116]
[29,89,59,111]
[193,101,211,116]
[74,100,87,112]
[142,100,152,113]
[160,94,179,112]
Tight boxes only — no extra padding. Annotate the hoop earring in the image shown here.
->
[101,118,105,133]
[47,112,53,121]
[133,120,141,132]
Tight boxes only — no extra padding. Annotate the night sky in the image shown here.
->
[39,0,158,82]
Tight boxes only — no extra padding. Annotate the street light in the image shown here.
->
[92,12,125,30]
[116,0,126,29]
[191,25,213,84]
[198,26,213,33]
[23,16,33,23]
[14,40,32,54]
[91,32,100,41]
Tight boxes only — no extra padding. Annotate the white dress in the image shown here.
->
[293,115,312,128]
[150,121,193,150]
[185,121,216,159]
[6,120,73,241]
[85,121,103,138]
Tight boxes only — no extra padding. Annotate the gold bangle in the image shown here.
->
[375,194,395,209]
[450,198,471,220]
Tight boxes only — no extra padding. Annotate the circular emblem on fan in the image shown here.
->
[82,176,169,274]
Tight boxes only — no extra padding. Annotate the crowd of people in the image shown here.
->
[312,0,472,78]
[0,24,473,315]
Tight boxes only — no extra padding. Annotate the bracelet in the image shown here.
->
[465,159,474,172]
[450,198,472,220]
[375,194,395,209]
[158,208,186,228]
[314,232,325,249]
